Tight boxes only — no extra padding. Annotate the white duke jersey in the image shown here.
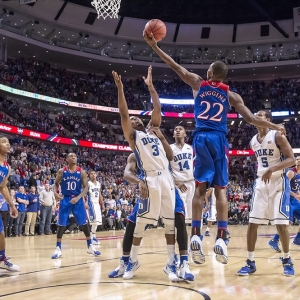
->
[88,181,101,203]
[170,143,194,181]
[134,130,169,178]
[250,130,284,177]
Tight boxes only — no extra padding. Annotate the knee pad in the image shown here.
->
[133,222,145,238]
[164,222,175,235]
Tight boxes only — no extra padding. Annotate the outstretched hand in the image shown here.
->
[112,71,123,90]
[142,66,153,87]
[143,30,157,48]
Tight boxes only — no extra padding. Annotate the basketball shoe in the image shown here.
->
[281,257,295,276]
[189,235,205,264]
[92,237,100,245]
[205,230,210,236]
[87,244,101,256]
[268,238,281,252]
[214,237,229,264]
[237,259,256,276]
[51,246,62,259]
[178,260,194,282]
[0,258,19,272]
[108,258,128,278]
[292,237,300,246]
[123,258,140,279]
[163,263,179,282]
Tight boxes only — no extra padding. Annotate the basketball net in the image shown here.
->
[91,0,121,19]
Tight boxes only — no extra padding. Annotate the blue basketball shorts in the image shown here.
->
[58,197,88,227]
[127,189,185,224]
[193,131,229,188]
[290,196,300,222]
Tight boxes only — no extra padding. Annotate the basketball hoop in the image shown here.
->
[91,0,121,20]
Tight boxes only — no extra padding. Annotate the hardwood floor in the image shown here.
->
[1,225,300,300]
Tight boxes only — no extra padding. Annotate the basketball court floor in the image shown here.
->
[0,225,300,300]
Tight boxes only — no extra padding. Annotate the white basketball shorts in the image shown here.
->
[137,169,175,226]
[249,174,290,225]
[177,180,194,222]
[87,202,102,225]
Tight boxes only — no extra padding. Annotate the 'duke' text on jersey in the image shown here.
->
[141,137,160,146]
[173,153,192,162]
[254,149,274,157]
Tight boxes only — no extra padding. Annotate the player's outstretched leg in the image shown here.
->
[0,230,19,271]
[277,225,295,276]
[108,221,135,278]
[91,223,100,245]
[237,223,258,275]
[52,225,64,259]
[213,188,230,264]
[82,224,101,256]
[175,213,194,282]
[268,233,281,252]
[190,183,206,264]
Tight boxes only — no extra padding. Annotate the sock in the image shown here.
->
[274,233,280,241]
[206,227,210,232]
[122,255,130,263]
[180,255,188,264]
[247,251,255,261]
[0,249,5,261]
[130,245,139,262]
[86,239,92,247]
[283,252,290,259]
[91,224,98,238]
[217,221,228,230]
[56,242,62,249]
[167,244,175,265]
[191,220,201,236]
[296,232,300,239]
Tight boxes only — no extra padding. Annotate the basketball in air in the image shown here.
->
[144,19,167,42]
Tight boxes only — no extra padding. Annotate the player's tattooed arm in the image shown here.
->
[230,92,286,135]
[124,154,148,199]
[148,126,174,161]
[54,169,63,201]
[262,133,294,183]
[0,167,18,218]
[112,70,135,150]
[143,66,161,127]
[143,30,202,94]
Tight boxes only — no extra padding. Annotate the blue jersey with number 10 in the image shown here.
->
[194,80,230,134]
[61,166,82,197]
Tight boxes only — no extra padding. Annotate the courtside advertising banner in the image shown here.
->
[293,7,300,32]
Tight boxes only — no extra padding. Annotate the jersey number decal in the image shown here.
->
[261,157,269,167]
[95,192,98,198]
[66,182,76,191]
[178,160,190,171]
[152,144,159,156]
[197,101,224,122]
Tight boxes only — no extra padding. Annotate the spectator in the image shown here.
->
[25,186,40,236]
[39,183,56,235]
[15,186,29,236]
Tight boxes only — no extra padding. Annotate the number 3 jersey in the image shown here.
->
[170,143,194,182]
[134,130,169,179]
[250,130,284,177]
[194,80,230,134]
[61,166,82,196]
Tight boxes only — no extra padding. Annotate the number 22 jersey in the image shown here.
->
[194,80,230,134]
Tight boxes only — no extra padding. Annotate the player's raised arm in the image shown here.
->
[0,167,18,218]
[143,31,202,93]
[143,66,161,127]
[262,133,295,183]
[229,92,286,135]
[112,71,135,149]
[53,168,63,201]
[124,153,148,199]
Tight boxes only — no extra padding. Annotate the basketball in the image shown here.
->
[144,19,167,42]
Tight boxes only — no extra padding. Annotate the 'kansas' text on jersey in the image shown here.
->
[194,80,230,134]
[61,166,82,196]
